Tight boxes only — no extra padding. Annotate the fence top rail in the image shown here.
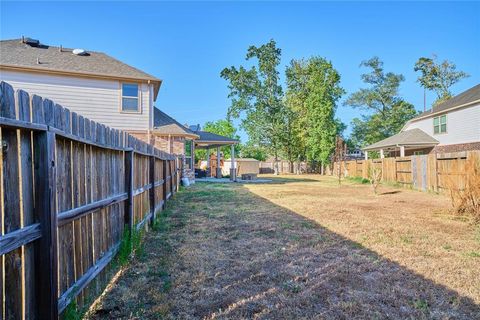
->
[0,81,178,160]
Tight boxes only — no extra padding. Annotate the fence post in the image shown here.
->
[434,153,439,192]
[124,149,134,232]
[178,156,182,191]
[34,130,58,319]
[162,159,167,209]
[149,153,155,225]
[175,157,180,192]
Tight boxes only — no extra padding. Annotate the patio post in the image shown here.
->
[400,146,405,157]
[231,144,237,181]
[216,147,221,178]
[364,151,368,160]
[380,149,384,159]
[206,148,210,177]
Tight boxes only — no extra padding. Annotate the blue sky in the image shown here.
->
[1,1,479,141]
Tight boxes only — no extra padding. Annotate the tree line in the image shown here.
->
[200,40,469,173]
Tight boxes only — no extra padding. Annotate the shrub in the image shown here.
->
[369,166,382,194]
[445,153,480,223]
[347,176,370,184]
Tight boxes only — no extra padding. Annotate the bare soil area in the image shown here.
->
[87,175,480,319]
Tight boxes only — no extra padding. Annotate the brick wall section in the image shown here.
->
[127,132,187,156]
[433,142,480,153]
[153,136,185,155]
[154,136,169,152]
[128,131,152,144]
[172,137,185,155]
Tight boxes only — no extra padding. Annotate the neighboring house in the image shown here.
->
[152,109,199,180]
[363,84,480,158]
[0,37,198,158]
[345,148,364,160]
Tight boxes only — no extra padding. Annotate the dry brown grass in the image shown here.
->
[87,176,480,319]
[445,154,480,223]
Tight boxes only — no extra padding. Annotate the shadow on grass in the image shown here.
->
[379,190,402,195]
[90,183,480,319]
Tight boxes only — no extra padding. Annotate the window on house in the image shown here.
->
[121,83,139,112]
[433,114,447,134]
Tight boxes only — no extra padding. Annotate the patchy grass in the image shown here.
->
[88,175,480,319]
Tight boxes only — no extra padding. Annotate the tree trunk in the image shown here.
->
[321,161,324,175]
[274,153,279,175]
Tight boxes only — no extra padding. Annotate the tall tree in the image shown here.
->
[414,55,469,105]
[345,57,417,147]
[221,40,286,174]
[286,57,344,171]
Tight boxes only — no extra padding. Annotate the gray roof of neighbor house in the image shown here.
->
[0,38,162,98]
[153,108,198,138]
[363,128,439,151]
[411,84,480,121]
[195,131,239,143]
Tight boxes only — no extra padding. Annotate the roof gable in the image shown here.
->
[0,39,162,97]
[153,108,197,136]
[363,128,439,151]
[195,131,239,143]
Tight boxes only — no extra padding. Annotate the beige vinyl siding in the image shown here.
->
[0,69,152,131]
[403,102,480,145]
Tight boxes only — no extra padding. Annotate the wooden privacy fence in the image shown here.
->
[0,81,182,319]
[333,151,480,192]
[259,160,314,174]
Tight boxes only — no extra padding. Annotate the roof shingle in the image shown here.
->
[363,128,439,151]
[153,108,197,137]
[0,38,161,97]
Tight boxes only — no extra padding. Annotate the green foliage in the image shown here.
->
[413,299,429,313]
[221,39,288,168]
[285,57,344,165]
[347,176,370,184]
[63,300,82,320]
[346,57,417,147]
[414,55,469,105]
[116,229,133,267]
[240,142,268,161]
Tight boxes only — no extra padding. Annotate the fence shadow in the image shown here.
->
[90,183,480,319]
[379,190,402,195]
[256,175,324,184]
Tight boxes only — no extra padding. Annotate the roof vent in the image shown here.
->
[24,37,40,47]
[72,48,88,56]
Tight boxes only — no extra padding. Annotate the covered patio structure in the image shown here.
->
[193,130,239,180]
[363,128,439,159]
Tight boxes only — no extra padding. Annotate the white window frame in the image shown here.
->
[120,83,141,113]
[433,114,447,135]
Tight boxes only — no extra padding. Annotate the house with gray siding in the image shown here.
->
[0,37,197,158]
[363,84,480,158]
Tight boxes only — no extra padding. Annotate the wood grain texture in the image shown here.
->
[1,82,23,319]
[0,81,180,319]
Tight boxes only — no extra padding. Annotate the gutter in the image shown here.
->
[363,142,439,152]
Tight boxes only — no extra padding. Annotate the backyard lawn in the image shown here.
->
[88,175,480,319]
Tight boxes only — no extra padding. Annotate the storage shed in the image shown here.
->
[222,158,260,176]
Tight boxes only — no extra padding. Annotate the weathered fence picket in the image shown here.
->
[0,81,181,319]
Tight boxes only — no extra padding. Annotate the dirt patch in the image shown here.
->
[87,176,480,319]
